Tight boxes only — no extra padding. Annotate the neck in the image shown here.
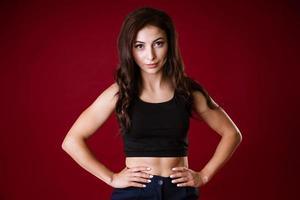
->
[139,71,169,93]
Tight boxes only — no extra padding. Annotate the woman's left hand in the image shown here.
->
[169,167,204,187]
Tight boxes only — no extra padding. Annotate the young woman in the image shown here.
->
[62,7,242,200]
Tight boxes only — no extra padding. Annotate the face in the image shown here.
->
[132,25,168,75]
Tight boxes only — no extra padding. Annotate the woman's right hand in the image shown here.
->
[110,166,153,188]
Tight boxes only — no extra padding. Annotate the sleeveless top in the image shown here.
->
[123,90,190,157]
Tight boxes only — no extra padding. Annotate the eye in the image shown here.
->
[154,41,164,47]
[134,44,144,49]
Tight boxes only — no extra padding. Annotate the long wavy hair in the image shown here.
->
[114,7,220,135]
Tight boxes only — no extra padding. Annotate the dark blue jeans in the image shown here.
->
[111,175,200,200]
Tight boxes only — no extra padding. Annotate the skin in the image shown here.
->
[61,25,242,189]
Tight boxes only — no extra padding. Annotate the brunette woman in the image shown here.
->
[62,7,242,200]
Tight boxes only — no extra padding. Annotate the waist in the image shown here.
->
[125,156,188,177]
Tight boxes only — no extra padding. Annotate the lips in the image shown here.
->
[145,63,158,68]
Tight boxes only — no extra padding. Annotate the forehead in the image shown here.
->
[135,25,166,42]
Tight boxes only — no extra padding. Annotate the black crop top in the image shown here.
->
[123,90,190,157]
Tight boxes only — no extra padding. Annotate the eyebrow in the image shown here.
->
[134,37,165,44]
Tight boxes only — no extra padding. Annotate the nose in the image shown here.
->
[146,47,156,61]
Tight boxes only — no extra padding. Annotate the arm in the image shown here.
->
[193,91,242,184]
[171,91,242,187]
[62,82,152,188]
[61,82,119,185]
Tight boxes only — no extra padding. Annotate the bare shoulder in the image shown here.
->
[85,81,119,125]
[91,82,119,110]
[97,82,119,101]
[192,90,241,138]
[84,81,120,122]
[192,90,219,115]
[62,82,120,141]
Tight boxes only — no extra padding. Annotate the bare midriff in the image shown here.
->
[126,156,188,177]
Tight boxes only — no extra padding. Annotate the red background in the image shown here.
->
[1,1,299,199]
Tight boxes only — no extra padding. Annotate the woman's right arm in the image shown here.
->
[62,82,153,188]
[61,82,119,185]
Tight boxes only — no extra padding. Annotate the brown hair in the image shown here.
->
[114,7,219,135]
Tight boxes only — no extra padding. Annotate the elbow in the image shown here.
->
[61,134,85,153]
[224,130,242,145]
[61,138,70,152]
[235,131,243,145]
[61,136,76,152]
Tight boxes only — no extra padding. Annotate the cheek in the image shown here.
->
[160,48,168,58]
[160,44,168,55]
[132,52,141,63]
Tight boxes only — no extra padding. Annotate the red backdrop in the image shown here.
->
[1,1,299,199]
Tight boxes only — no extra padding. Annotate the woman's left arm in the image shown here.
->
[170,91,242,187]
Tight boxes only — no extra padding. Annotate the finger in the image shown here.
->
[130,177,152,184]
[132,172,154,179]
[176,182,191,187]
[128,166,151,172]
[172,167,188,172]
[171,177,189,184]
[129,182,147,188]
[170,172,187,178]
